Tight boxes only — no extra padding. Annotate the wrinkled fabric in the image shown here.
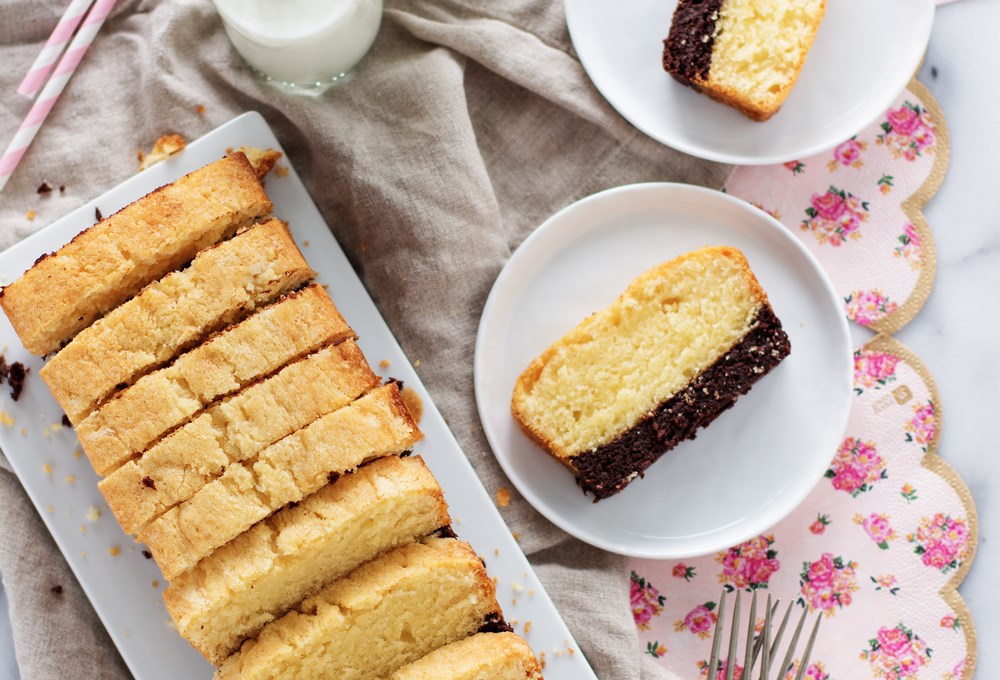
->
[0,1,727,677]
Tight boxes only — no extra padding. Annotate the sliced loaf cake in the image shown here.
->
[214,538,503,680]
[0,152,271,355]
[390,632,543,680]
[41,219,314,424]
[165,455,449,664]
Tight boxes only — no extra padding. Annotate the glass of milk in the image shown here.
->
[213,0,383,91]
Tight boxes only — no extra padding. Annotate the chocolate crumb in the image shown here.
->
[433,525,457,539]
[59,185,66,193]
[141,550,152,559]
[61,414,71,427]
[399,450,413,458]
[931,66,938,79]
[478,613,513,634]
[37,181,53,194]
[141,476,156,489]
[95,207,103,221]
[327,471,341,484]
[0,357,29,401]
[50,585,63,596]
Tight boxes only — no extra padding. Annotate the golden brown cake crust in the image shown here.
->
[0,153,271,355]
[390,632,543,680]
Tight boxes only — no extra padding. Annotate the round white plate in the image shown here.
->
[565,0,935,165]
[475,184,853,558]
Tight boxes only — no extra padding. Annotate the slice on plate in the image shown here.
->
[511,246,790,499]
[662,0,826,121]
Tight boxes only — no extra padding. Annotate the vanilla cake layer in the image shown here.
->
[41,219,314,424]
[512,246,790,498]
[140,383,422,579]
[662,0,826,120]
[165,455,449,664]
[0,153,272,356]
[390,633,543,680]
[214,538,502,680]
[99,340,377,534]
[77,286,352,476]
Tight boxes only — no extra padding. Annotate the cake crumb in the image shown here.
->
[50,584,63,596]
[26,209,36,221]
[413,359,421,368]
[61,414,71,427]
[539,652,546,669]
[302,240,310,247]
[142,549,153,559]
[42,463,52,475]
[512,598,517,606]
[37,181,53,194]
[379,359,391,369]
[275,165,289,177]
[400,387,423,424]
[46,505,54,513]
[496,487,511,508]
[108,545,121,557]
[528,589,535,597]
[0,410,13,426]
[196,104,206,115]
[358,242,367,253]
[20,427,27,436]
[86,506,101,522]
[138,133,186,171]
[524,620,532,634]
[73,449,82,459]
[494,548,499,557]
[511,581,523,593]
[79,524,86,534]
[512,531,520,542]
[152,579,159,588]
[59,184,66,193]
[65,475,75,485]
[80,551,87,558]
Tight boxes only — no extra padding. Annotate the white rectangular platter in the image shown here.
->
[0,112,595,679]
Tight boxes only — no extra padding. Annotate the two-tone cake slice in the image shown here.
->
[214,538,504,680]
[165,455,450,664]
[76,285,353,475]
[662,0,826,121]
[390,632,543,680]
[99,340,378,535]
[140,382,423,579]
[511,246,791,499]
[41,219,314,424]
[0,152,271,356]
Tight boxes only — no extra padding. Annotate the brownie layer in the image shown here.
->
[662,0,725,84]
[572,304,790,499]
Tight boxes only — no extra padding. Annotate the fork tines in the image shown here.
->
[706,590,822,680]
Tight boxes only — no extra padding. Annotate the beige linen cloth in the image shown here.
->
[0,1,727,677]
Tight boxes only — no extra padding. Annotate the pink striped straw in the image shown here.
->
[17,0,96,98]
[0,0,116,194]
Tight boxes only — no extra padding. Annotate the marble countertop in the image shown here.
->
[0,1,995,676]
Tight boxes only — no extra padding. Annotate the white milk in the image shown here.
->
[213,0,383,86]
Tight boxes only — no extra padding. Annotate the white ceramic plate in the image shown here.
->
[475,183,852,558]
[565,0,935,164]
[0,113,595,680]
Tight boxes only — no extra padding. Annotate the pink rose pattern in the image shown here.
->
[674,602,718,639]
[698,659,744,680]
[716,534,780,590]
[877,102,937,161]
[829,137,867,171]
[894,223,921,269]
[845,289,899,327]
[854,349,901,394]
[904,400,936,452]
[908,514,970,575]
[801,186,870,246]
[861,624,932,680]
[798,553,859,617]
[783,661,831,680]
[630,571,666,631]
[855,513,896,549]
[826,437,887,497]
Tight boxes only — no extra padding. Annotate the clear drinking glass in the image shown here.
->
[213,0,383,92]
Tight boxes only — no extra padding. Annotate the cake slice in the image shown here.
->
[214,538,503,680]
[140,383,422,579]
[40,219,314,424]
[165,455,450,664]
[511,247,791,499]
[662,0,826,121]
[77,286,353,476]
[99,340,377,533]
[390,632,543,680]
[0,153,271,355]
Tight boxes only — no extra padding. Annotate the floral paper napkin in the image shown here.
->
[630,79,978,680]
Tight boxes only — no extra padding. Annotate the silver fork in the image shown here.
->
[706,589,822,680]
